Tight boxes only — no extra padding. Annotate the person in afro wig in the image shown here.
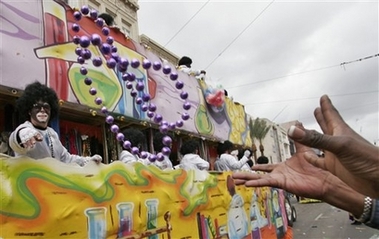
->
[9,81,102,166]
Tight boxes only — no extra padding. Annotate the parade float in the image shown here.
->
[0,0,293,238]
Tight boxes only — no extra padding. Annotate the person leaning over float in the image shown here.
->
[9,81,102,166]
[237,148,255,172]
[177,56,206,79]
[179,139,209,171]
[214,140,253,171]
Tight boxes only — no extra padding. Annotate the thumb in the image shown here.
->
[288,125,338,153]
[303,151,326,170]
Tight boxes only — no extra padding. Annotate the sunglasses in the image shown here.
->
[32,103,51,111]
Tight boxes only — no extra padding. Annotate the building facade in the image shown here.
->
[249,117,292,164]
[67,0,140,40]
[67,0,179,65]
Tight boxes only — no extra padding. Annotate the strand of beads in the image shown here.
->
[72,6,192,162]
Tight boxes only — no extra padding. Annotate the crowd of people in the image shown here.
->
[5,81,379,230]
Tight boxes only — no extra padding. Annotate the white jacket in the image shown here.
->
[154,155,173,170]
[119,150,147,164]
[178,65,202,76]
[9,121,95,166]
[179,153,209,171]
[215,153,250,171]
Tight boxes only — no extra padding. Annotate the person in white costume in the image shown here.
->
[237,149,254,172]
[214,140,252,171]
[9,82,102,166]
[177,56,206,79]
[179,139,209,171]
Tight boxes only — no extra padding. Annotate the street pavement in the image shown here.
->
[290,197,379,239]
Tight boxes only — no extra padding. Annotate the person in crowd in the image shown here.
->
[237,149,254,171]
[98,13,114,26]
[213,142,224,171]
[152,131,174,170]
[119,128,148,164]
[243,149,254,168]
[179,139,209,171]
[256,155,269,164]
[9,82,102,166]
[232,95,379,229]
[215,140,252,171]
[177,56,206,79]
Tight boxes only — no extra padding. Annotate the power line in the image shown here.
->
[271,104,288,122]
[340,53,379,67]
[226,53,379,90]
[204,0,275,70]
[164,0,211,47]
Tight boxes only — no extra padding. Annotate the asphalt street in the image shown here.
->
[290,197,379,239]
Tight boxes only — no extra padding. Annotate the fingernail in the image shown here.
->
[288,125,306,139]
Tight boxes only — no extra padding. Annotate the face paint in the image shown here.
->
[30,101,50,128]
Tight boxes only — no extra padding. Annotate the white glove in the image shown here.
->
[90,154,102,164]
[244,150,251,158]
[18,128,42,149]
[75,154,102,166]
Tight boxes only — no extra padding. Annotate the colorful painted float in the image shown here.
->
[0,155,292,239]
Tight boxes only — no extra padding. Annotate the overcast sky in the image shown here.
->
[137,0,378,144]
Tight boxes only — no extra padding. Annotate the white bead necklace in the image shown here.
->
[46,130,54,158]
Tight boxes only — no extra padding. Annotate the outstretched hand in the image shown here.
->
[244,150,251,158]
[288,95,379,198]
[232,141,337,201]
[18,128,43,149]
[90,154,102,164]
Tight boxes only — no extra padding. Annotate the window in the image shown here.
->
[121,19,131,36]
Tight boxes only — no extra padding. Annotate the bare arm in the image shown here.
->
[288,95,379,198]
